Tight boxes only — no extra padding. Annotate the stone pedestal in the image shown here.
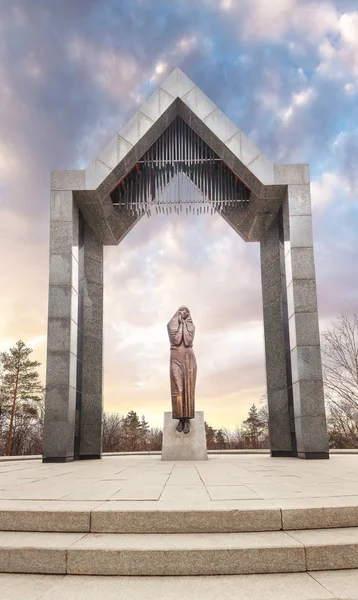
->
[161,411,208,461]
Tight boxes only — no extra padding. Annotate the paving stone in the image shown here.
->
[91,500,282,533]
[67,531,305,576]
[310,569,358,599]
[0,571,338,600]
[0,573,64,600]
[0,501,101,532]
[289,527,358,571]
[276,497,358,530]
[0,532,85,574]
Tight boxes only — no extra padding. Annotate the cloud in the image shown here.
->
[311,171,348,211]
[67,36,139,102]
[280,87,315,122]
[0,0,357,429]
[317,12,358,79]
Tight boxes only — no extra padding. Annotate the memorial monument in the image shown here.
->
[168,306,197,435]
[43,68,329,463]
[161,306,207,461]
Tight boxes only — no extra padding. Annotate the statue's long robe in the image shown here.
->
[167,309,197,419]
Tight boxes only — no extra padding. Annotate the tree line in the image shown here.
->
[1,307,357,455]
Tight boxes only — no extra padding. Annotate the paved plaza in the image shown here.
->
[1,453,358,504]
[2,454,358,598]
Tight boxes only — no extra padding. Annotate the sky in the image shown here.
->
[0,0,357,430]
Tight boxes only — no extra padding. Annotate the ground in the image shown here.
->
[1,454,358,599]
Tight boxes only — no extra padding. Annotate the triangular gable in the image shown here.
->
[65,68,309,245]
[85,68,273,192]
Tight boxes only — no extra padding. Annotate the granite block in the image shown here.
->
[83,280,103,306]
[291,345,323,384]
[91,503,282,534]
[67,531,305,576]
[50,191,73,221]
[84,256,103,285]
[295,415,328,454]
[286,279,318,317]
[262,303,288,394]
[311,568,358,596]
[85,159,111,190]
[289,527,358,571]
[289,215,313,248]
[287,184,312,216]
[43,385,76,422]
[288,312,321,350]
[160,68,195,98]
[290,247,316,280]
[267,389,293,452]
[46,350,76,388]
[79,393,103,457]
[47,318,78,354]
[203,108,239,143]
[140,87,175,122]
[119,111,154,146]
[83,333,103,366]
[83,225,103,262]
[181,86,216,121]
[247,153,274,185]
[279,498,358,530]
[48,286,73,320]
[42,418,75,459]
[51,170,85,191]
[0,501,94,532]
[0,531,85,574]
[49,254,73,287]
[83,304,103,338]
[292,380,326,418]
[97,134,119,170]
[161,412,207,461]
[50,222,73,255]
[239,131,262,166]
[82,364,102,395]
[274,164,310,185]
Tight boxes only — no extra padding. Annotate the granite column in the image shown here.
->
[260,211,297,457]
[284,184,329,459]
[43,188,80,462]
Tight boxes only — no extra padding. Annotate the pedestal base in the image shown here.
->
[161,411,208,461]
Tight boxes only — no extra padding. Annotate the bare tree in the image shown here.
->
[102,412,125,452]
[322,308,358,447]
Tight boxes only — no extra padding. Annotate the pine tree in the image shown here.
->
[123,410,142,451]
[140,415,150,451]
[205,421,217,449]
[215,429,226,449]
[0,340,43,456]
[242,404,266,449]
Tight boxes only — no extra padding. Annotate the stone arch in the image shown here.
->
[43,69,328,462]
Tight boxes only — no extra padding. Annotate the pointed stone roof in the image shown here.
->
[52,68,310,244]
[85,68,274,191]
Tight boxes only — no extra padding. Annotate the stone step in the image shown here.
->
[2,527,358,576]
[2,570,357,600]
[2,498,358,533]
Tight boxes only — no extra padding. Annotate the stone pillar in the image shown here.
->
[78,223,104,459]
[43,189,80,462]
[284,184,329,459]
[260,212,297,457]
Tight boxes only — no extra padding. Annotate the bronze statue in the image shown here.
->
[167,306,197,434]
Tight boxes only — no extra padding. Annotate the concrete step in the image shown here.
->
[2,527,358,576]
[2,570,357,600]
[3,498,358,533]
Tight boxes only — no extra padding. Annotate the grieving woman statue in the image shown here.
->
[167,306,197,434]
